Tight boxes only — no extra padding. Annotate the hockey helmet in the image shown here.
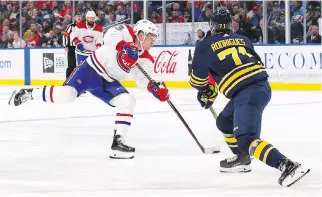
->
[86,10,96,19]
[210,8,232,33]
[134,19,159,37]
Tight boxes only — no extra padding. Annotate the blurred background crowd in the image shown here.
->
[0,0,321,48]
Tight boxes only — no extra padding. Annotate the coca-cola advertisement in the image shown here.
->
[150,47,192,81]
[153,50,179,74]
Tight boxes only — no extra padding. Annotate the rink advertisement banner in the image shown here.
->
[30,48,68,85]
[255,45,322,84]
[0,46,320,90]
[0,49,24,85]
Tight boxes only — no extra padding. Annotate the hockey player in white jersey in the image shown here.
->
[71,10,103,65]
[9,20,169,159]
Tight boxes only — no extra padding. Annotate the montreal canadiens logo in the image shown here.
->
[117,51,131,73]
[83,36,94,43]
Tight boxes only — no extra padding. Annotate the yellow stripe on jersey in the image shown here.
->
[224,69,265,96]
[224,136,237,143]
[218,63,265,97]
[253,141,270,159]
[189,72,209,87]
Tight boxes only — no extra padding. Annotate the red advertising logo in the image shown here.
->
[154,50,179,74]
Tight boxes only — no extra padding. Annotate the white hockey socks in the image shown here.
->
[32,85,78,104]
[110,93,136,137]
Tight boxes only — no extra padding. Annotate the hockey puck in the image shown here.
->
[204,145,221,154]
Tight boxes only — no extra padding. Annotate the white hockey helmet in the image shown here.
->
[86,10,96,18]
[134,19,159,37]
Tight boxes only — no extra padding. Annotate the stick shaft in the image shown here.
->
[136,64,206,153]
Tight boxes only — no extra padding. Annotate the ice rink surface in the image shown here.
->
[0,87,321,197]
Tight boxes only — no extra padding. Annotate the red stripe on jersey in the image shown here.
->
[116,40,126,51]
[50,86,54,103]
[139,50,155,63]
[116,113,133,118]
[93,52,107,74]
[125,24,135,42]
[93,24,103,32]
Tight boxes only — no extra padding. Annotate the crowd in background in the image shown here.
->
[0,0,321,48]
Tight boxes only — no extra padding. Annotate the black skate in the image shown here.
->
[8,89,33,106]
[110,131,135,159]
[220,154,252,173]
[278,158,310,187]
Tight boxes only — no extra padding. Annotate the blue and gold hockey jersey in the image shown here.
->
[189,32,268,99]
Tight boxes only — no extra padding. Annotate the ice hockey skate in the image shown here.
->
[110,131,135,159]
[278,158,310,187]
[8,89,33,106]
[220,154,252,173]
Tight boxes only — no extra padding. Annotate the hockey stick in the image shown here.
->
[209,106,218,120]
[136,64,220,154]
[103,18,130,31]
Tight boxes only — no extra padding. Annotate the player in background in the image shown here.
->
[70,10,103,65]
[9,20,169,159]
[189,8,309,187]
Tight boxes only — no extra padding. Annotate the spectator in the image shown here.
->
[7,30,14,46]
[96,10,108,27]
[307,25,321,43]
[291,14,304,43]
[124,3,140,23]
[172,3,183,16]
[46,29,58,47]
[38,28,49,47]
[149,10,162,24]
[9,5,19,19]
[107,12,117,25]
[26,31,40,48]
[185,1,202,20]
[232,4,240,16]
[232,20,242,35]
[292,1,305,17]
[270,11,285,43]
[2,24,12,36]
[54,25,63,47]
[21,17,30,33]
[42,20,51,33]
[196,29,205,44]
[0,34,8,48]
[238,10,252,39]
[268,2,281,24]
[0,1,7,13]
[198,4,212,22]
[168,9,184,23]
[183,10,192,23]
[116,5,126,21]
[23,23,37,41]
[10,32,26,48]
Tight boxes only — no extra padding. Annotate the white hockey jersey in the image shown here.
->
[86,24,155,89]
[70,21,103,52]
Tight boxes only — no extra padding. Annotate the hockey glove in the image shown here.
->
[197,84,218,109]
[148,81,170,102]
[76,41,85,51]
[123,42,139,61]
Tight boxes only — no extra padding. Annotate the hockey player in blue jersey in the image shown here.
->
[189,8,309,187]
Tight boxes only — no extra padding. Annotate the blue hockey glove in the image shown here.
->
[197,84,218,109]
[76,42,85,51]
[123,42,139,60]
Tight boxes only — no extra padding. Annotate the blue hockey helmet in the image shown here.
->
[209,8,232,34]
